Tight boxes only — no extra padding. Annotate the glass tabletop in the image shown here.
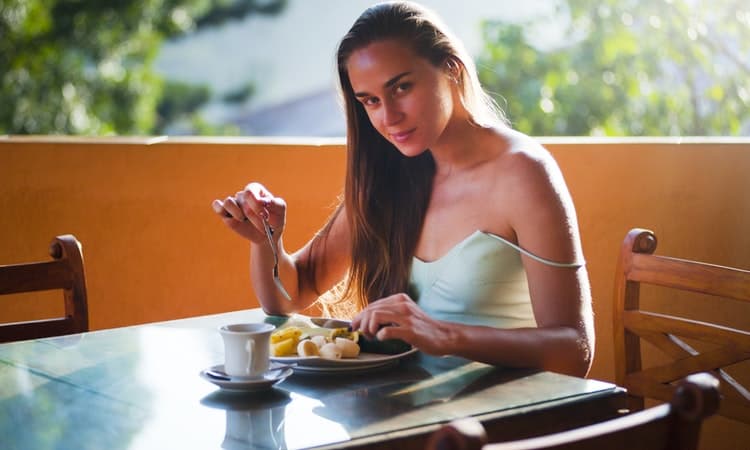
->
[0,309,619,450]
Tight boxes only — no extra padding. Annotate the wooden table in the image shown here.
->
[0,309,625,449]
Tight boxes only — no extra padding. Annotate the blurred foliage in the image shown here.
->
[222,82,255,104]
[478,0,750,136]
[154,80,210,133]
[4,0,747,137]
[0,0,286,135]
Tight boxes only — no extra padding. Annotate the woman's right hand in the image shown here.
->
[211,182,287,244]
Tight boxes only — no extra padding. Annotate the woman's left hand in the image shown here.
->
[351,293,453,355]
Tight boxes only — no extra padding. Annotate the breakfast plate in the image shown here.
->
[271,347,418,374]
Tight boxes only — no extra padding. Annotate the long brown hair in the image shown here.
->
[317,1,506,314]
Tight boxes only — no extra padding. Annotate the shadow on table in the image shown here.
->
[288,354,535,432]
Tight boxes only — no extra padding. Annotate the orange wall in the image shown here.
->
[2,137,749,378]
[1,137,345,327]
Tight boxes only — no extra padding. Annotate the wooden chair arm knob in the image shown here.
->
[673,372,721,422]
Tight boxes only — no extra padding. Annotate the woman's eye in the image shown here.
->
[363,97,379,106]
[394,82,412,94]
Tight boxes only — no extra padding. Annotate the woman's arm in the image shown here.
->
[213,183,351,316]
[508,144,594,376]
[352,291,592,377]
[264,205,352,315]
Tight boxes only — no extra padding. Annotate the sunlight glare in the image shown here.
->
[540,98,555,114]
[283,393,350,448]
[738,87,749,105]
[621,13,634,27]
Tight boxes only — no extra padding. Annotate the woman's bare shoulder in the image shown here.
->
[490,128,561,189]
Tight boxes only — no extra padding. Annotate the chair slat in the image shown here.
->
[0,235,88,343]
[624,311,750,350]
[0,318,75,342]
[635,330,694,360]
[628,346,750,386]
[0,260,72,294]
[628,253,750,302]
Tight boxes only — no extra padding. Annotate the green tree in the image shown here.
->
[478,0,750,136]
[0,0,286,135]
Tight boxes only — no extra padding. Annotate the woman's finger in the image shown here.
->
[219,196,247,221]
[211,199,227,216]
[376,324,411,342]
[235,190,256,217]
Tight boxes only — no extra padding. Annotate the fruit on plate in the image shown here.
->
[296,339,320,357]
[329,327,359,342]
[270,323,360,358]
[310,335,327,348]
[270,326,304,356]
[335,337,360,358]
[319,342,343,360]
[271,326,302,343]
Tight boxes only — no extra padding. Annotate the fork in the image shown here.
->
[262,216,292,301]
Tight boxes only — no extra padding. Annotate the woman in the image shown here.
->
[212,1,594,377]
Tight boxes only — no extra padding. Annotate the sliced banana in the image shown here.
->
[335,337,360,358]
[310,335,327,349]
[297,339,320,357]
[319,342,343,360]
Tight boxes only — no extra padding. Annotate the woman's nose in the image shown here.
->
[381,99,403,126]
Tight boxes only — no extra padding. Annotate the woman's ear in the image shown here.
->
[444,58,460,84]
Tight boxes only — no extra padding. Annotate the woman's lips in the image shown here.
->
[389,128,416,143]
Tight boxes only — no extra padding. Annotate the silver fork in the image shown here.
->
[262,217,292,301]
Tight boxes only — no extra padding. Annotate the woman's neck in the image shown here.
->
[430,120,507,179]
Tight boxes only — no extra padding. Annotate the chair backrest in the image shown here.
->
[427,372,720,450]
[613,227,750,423]
[0,234,89,342]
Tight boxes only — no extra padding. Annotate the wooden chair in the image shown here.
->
[426,372,720,450]
[0,234,89,342]
[613,227,750,423]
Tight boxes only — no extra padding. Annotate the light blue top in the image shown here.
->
[409,230,583,329]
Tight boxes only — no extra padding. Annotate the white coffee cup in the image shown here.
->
[219,323,275,378]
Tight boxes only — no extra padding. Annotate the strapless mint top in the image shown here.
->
[409,231,544,329]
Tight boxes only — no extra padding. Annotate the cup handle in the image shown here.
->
[246,339,255,375]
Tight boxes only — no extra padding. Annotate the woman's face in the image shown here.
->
[346,39,457,157]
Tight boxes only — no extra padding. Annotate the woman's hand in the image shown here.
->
[351,293,454,355]
[211,182,287,243]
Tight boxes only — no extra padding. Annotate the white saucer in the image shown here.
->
[200,364,293,392]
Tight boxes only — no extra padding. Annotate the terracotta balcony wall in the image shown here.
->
[2,137,749,423]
